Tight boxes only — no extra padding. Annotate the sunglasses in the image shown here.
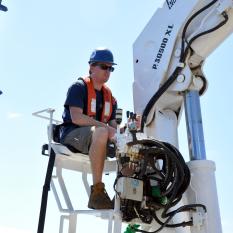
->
[93,63,115,72]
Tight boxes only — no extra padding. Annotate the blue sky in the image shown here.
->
[0,0,233,233]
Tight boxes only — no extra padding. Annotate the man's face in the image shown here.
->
[90,62,114,83]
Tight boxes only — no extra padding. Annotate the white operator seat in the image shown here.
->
[33,108,117,175]
[33,108,121,233]
[51,140,116,174]
[51,143,117,174]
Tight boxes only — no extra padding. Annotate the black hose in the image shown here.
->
[133,204,206,233]
[121,138,206,233]
[180,0,218,62]
[186,11,229,50]
[140,65,182,131]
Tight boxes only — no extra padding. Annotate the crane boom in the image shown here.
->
[133,0,233,142]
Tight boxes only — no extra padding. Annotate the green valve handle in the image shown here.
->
[124,224,140,233]
[152,186,168,205]
[152,186,161,197]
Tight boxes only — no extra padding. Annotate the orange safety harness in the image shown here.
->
[82,76,114,123]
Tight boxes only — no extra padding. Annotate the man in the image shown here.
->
[60,48,117,210]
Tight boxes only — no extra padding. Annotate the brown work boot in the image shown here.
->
[88,182,114,209]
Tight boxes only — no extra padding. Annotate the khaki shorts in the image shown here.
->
[61,126,94,154]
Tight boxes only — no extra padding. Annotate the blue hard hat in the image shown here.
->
[88,48,117,65]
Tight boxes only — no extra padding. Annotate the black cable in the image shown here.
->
[199,75,207,95]
[186,11,229,50]
[148,141,185,205]
[140,65,182,130]
[152,204,206,229]
[133,204,206,233]
[147,140,186,203]
[181,11,228,96]
[166,204,207,217]
[163,142,190,196]
[152,210,192,228]
[113,173,122,199]
[180,0,218,62]
[132,139,187,207]
[133,209,184,233]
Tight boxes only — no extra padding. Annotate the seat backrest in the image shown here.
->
[47,123,61,143]
[47,123,81,153]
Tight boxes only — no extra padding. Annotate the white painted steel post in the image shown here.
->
[47,108,55,155]
[187,160,222,233]
[184,90,222,233]
[59,215,66,233]
[107,213,114,233]
[68,214,77,233]
[57,168,74,211]
[82,172,90,196]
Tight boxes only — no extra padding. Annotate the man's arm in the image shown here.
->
[70,106,106,127]
[70,106,116,140]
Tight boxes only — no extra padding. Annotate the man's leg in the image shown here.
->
[88,126,113,209]
[89,126,108,184]
[61,126,113,209]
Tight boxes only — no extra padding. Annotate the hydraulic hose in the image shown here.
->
[180,0,219,61]
[123,139,206,233]
[186,11,229,50]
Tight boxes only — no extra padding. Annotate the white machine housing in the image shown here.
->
[132,1,233,233]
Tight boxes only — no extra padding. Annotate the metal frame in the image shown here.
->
[33,108,122,233]
[50,145,121,233]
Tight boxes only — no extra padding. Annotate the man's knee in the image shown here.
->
[92,126,108,143]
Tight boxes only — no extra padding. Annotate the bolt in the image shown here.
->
[177,74,185,83]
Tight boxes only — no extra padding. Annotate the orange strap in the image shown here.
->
[82,77,113,123]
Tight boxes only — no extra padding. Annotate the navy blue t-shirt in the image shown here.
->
[60,79,117,139]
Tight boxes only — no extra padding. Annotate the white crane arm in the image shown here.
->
[133,0,233,136]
